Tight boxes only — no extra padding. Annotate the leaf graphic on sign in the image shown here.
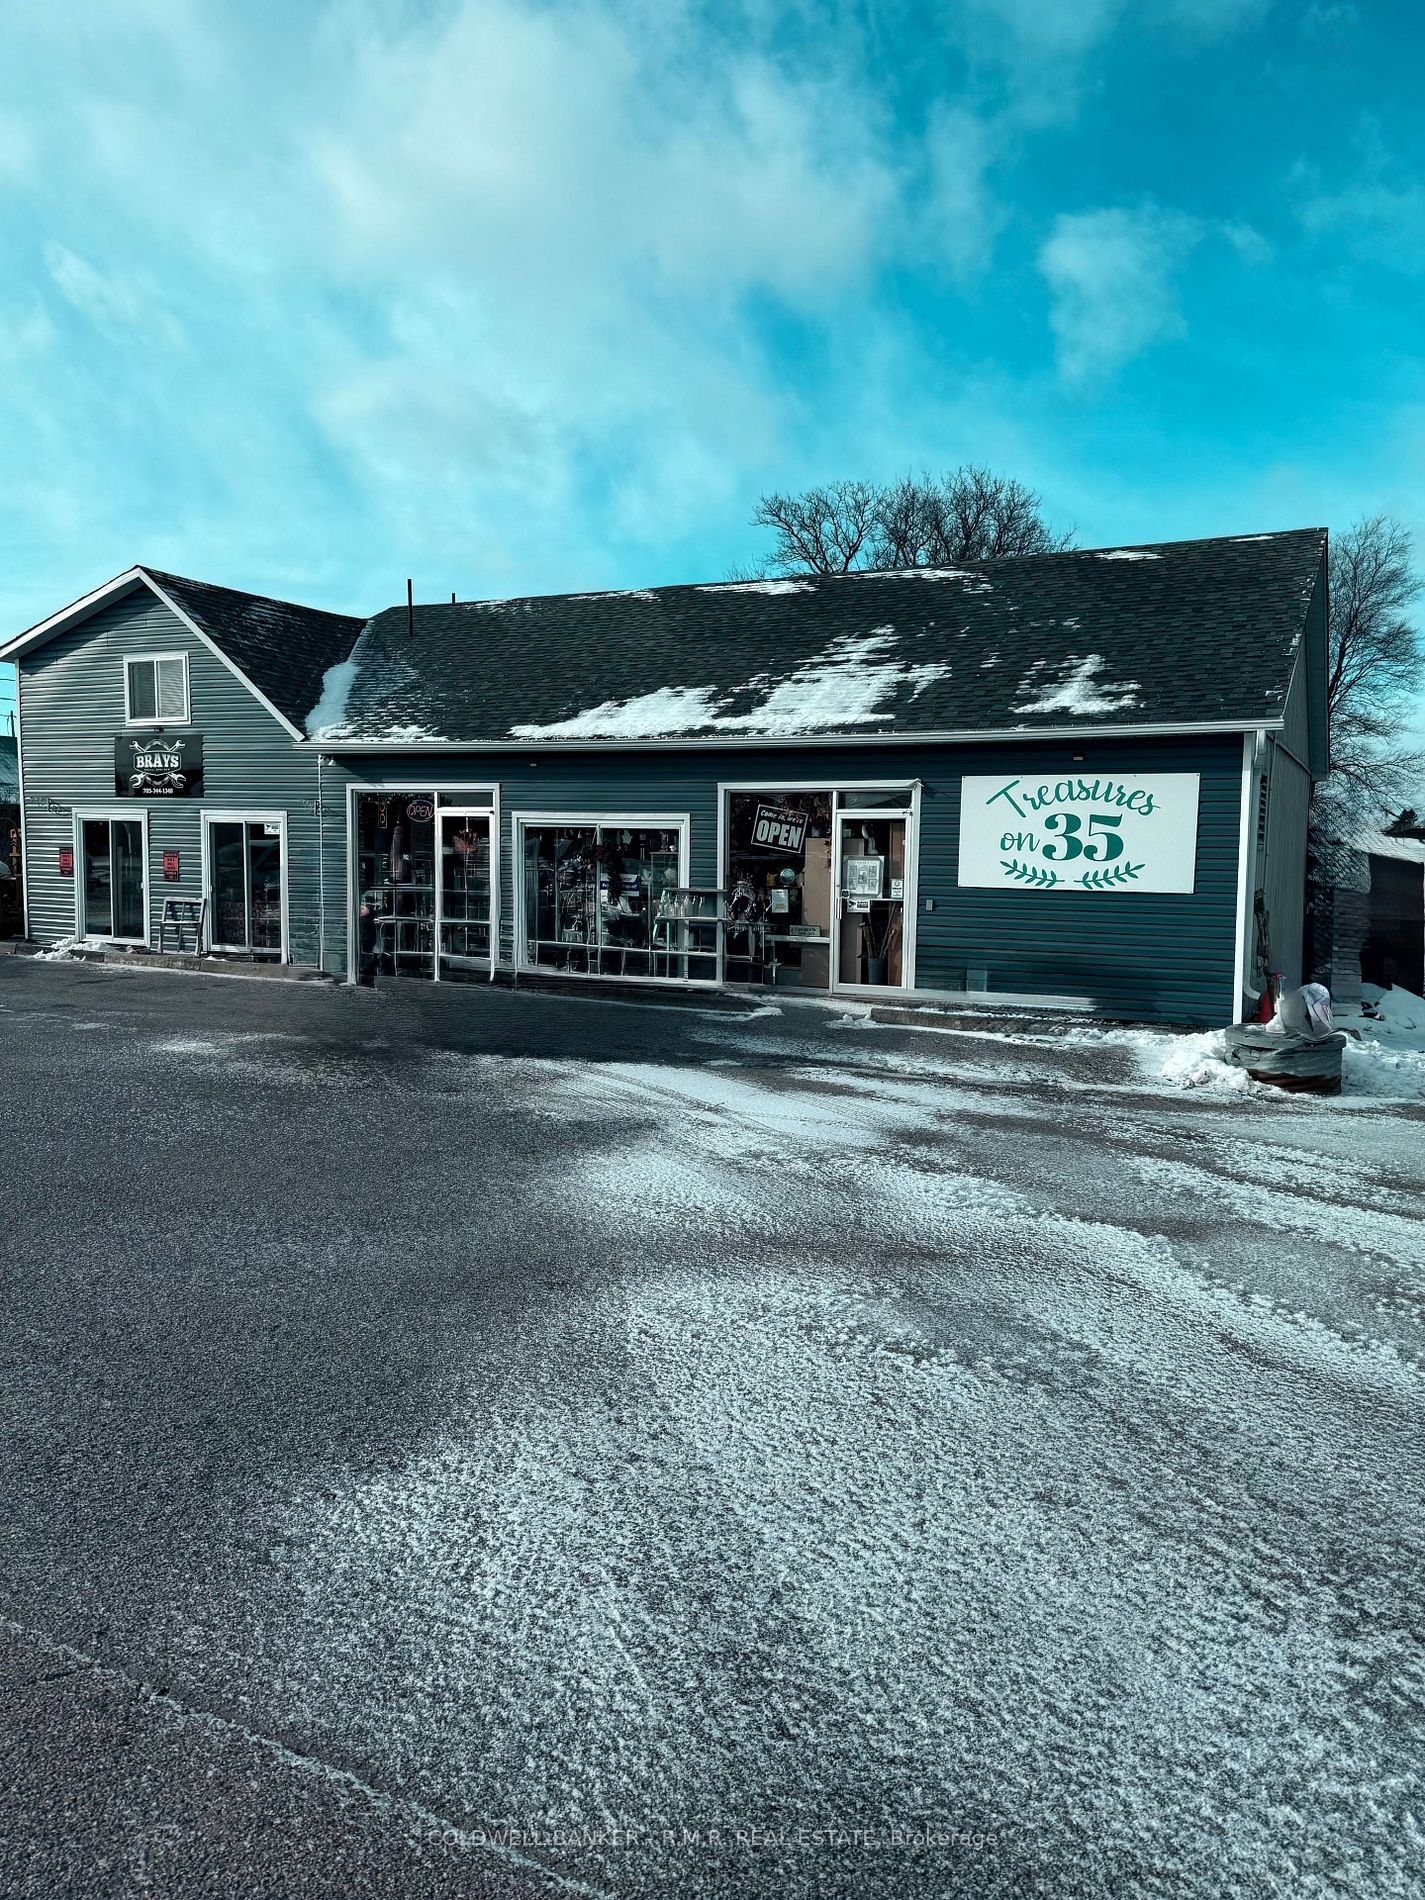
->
[1000,858,1059,888]
[1077,861,1144,890]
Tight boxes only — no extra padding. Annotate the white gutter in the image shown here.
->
[309,716,1278,755]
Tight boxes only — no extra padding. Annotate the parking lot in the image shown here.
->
[2,958,1422,1898]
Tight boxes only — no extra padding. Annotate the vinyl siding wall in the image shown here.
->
[18,589,323,961]
[324,732,1246,1025]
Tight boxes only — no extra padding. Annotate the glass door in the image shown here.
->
[833,811,910,989]
[207,820,284,959]
[437,810,493,979]
[355,792,437,980]
[80,817,146,942]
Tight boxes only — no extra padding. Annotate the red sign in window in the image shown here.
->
[162,849,181,882]
[58,846,74,878]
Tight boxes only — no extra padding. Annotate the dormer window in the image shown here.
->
[125,654,189,726]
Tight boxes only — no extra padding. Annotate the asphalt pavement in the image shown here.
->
[1,959,1422,1899]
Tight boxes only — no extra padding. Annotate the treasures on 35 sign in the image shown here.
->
[956,773,1201,895]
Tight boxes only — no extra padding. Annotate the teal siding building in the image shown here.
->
[1,532,1329,1027]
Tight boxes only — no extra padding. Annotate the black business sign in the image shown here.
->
[752,804,807,855]
[114,733,204,798]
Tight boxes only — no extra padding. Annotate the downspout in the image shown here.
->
[14,677,29,940]
[317,750,325,974]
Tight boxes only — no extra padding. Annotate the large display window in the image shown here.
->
[520,818,705,980]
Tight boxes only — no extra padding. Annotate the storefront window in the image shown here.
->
[725,791,834,988]
[522,822,689,978]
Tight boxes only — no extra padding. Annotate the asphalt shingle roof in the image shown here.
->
[313,529,1327,748]
[143,569,365,732]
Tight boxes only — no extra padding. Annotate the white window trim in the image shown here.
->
[514,812,703,986]
[72,806,151,947]
[715,779,921,992]
[344,781,502,986]
[200,810,290,963]
[124,652,190,728]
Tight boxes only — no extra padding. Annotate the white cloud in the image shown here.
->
[1038,205,1201,386]
[920,106,1004,279]
[1296,177,1425,274]
[42,242,143,326]
[0,112,35,181]
[950,0,1267,122]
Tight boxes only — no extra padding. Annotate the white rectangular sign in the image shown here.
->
[957,772,1200,894]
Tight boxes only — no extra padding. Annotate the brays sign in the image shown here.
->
[958,772,1200,894]
[114,734,204,798]
[752,805,807,855]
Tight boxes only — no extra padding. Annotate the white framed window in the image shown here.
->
[515,813,708,984]
[125,653,190,726]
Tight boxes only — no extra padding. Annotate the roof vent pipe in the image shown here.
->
[407,578,413,641]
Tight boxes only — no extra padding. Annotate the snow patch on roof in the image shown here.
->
[510,685,724,742]
[305,659,359,738]
[509,632,949,742]
[568,589,657,602]
[1094,549,1161,561]
[1013,653,1141,717]
[1230,535,1284,544]
[699,579,815,595]
[722,632,947,735]
[862,567,994,591]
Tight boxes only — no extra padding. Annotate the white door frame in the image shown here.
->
[436,806,497,976]
[830,806,917,993]
[715,779,921,991]
[200,810,290,962]
[72,806,151,946]
[345,782,501,984]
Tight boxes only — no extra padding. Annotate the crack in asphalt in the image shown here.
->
[1,1617,617,1900]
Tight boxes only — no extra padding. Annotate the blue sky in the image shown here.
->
[3,0,1424,745]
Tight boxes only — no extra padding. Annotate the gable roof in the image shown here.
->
[313,529,1328,751]
[140,570,364,731]
[0,567,364,738]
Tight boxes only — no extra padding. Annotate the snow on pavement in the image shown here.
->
[169,1034,1425,1900]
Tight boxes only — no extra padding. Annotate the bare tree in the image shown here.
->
[1319,514,1424,814]
[873,466,1074,568]
[749,480,881,577]
[738,466,1072,579]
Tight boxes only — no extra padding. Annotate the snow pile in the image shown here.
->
[305,658,359,738]
[1336,986,1425,1101]
[1013,653,1141,717]
[1154,1029,1255,1093]
[34,936,84,961]
[510,632,948,741]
